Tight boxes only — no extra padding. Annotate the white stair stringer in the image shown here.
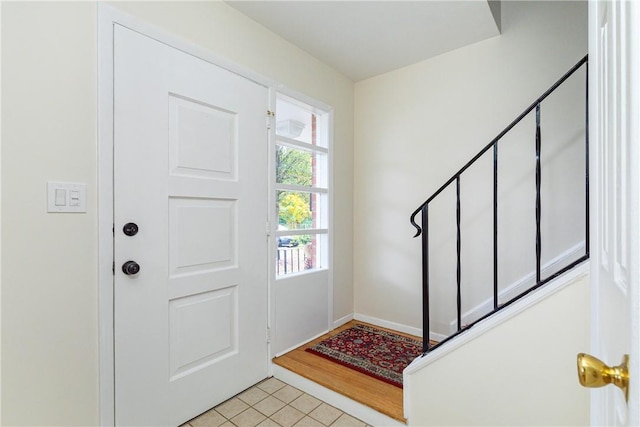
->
[403,261,589,424]
[447,241,586,334]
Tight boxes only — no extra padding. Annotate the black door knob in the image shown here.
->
[122,261,140,275]
[123,222,139,236]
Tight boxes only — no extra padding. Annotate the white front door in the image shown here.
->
[589,0,639,425]
[113,25,269,426]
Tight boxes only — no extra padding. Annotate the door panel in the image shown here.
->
[114,25,268,426]
[169,287,236,380]
[274,270,329,355]
[169,198,236,274]
[589,0,639,424]
[169,94,236,180]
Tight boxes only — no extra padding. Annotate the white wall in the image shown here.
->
[2,3,99,425]
[353,1,588,334]
[405,272,589,426]
[0,2,354,424]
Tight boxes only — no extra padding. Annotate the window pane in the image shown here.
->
[277,190,327,230]
[276,98,327,148]
[276,145,327,188]
[276,233,327,277]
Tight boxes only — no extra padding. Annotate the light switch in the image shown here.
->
[55,189,67,206]
[48,182,87,213]
[69,191,80,207]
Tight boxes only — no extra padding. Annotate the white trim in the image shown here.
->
[275,89,332,117]
[0,2,3,422]
[403,262,589,378]
[429,331,449,343]
[332,313,354,329]
[273,311,435,357]
[275,183,328,194]
[273,329,329,358]
[100,7,278,88]
[274,266,329,281]
[352,313,448,342]
[267,88,277,367]
[352,314,446,342]
[587,4,602,423]
[327,109,335,332]
[628,4,640,425]
[448,241,586,333]
[275,228,328,237]
[403,367,411,422]
[275,135,329,154]
[272,365,405,427]
[97,6,116,425]
[353,313,421,337]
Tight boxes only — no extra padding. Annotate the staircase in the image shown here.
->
[402,55,590,426]
[409,55,589,353]
[274,56,591,427]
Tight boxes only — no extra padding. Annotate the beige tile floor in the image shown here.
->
[182,377,371,427]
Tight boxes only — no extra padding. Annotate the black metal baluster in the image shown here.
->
[535,103,542,284]
[456,177,462,332]
[408,56,588,236]
[421,206,430,353]
[493,143,499,310]
[411,57,589,354]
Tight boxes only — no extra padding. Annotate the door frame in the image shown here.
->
[97,5,333,425]
[587,0,640,424]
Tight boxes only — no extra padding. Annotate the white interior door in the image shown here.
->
[113,25,269,426]
[589,0,639,425]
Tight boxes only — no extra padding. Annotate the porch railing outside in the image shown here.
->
[276,246,309,276]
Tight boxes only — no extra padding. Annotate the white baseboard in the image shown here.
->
[332,313,354,329]
[354,313,445,343]
[354,314,422,337]
[275,314,354,358]
[272,364,406,427]
[448,241,586,334]
[353,313,445,343]
[273,329,329,358]
[429,331,448,342]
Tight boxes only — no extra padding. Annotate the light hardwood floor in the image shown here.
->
[272,320,424,423]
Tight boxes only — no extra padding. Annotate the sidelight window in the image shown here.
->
[274,95,330,276]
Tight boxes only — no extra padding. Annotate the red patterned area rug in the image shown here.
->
[305,324,423,388]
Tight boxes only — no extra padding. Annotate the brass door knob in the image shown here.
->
[577,353,629,401]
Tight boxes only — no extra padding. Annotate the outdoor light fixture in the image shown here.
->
[276,119,305,138]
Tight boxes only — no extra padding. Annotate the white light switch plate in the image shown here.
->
[47,182,87,213]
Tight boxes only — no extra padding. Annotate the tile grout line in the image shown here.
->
[186,377,368,427]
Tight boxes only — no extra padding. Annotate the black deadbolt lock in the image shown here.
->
[122,261,141,276]
[123,222,139,236]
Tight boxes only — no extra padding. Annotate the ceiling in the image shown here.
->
[226,1,502,81]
